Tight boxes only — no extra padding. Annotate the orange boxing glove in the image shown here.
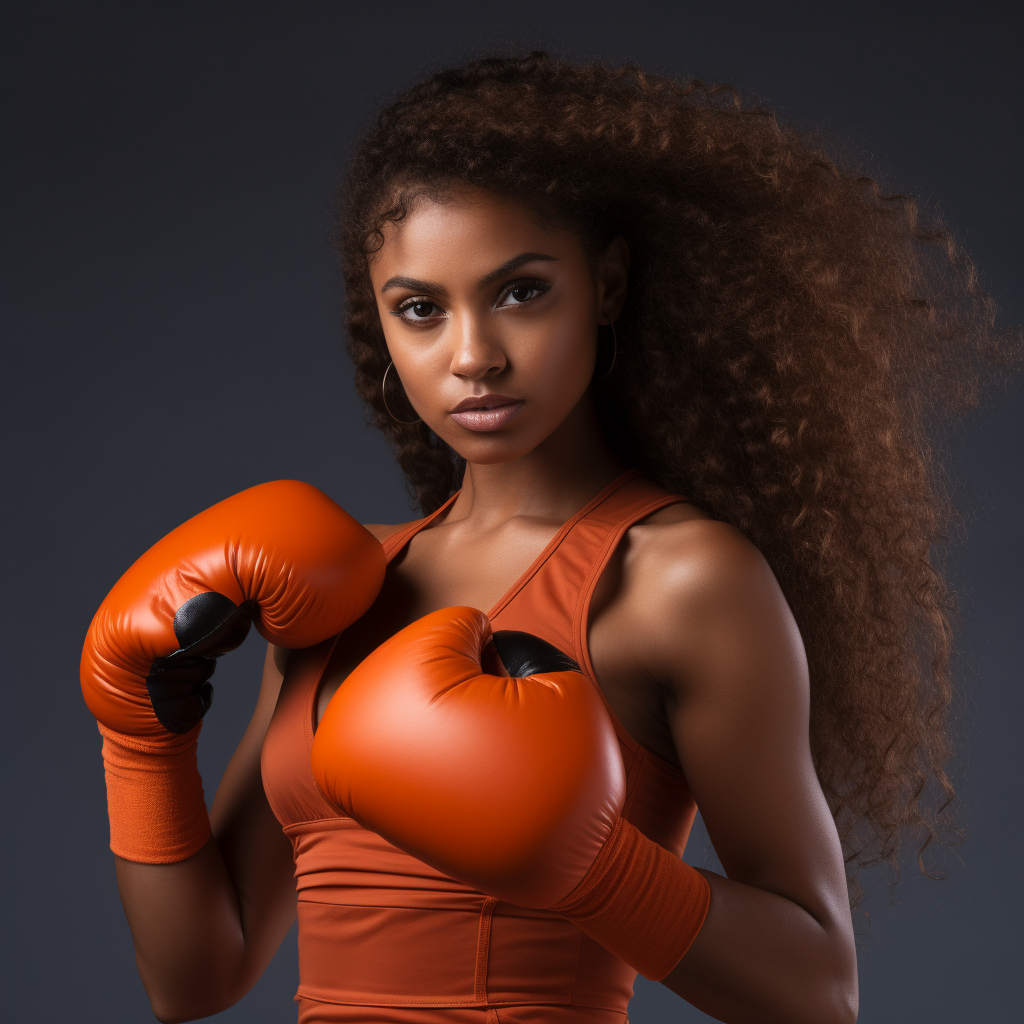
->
[83,479,386,862]
[311,606,710,980]
[311,605,626,908]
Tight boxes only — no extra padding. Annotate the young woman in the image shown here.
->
[85,53,1017,1024]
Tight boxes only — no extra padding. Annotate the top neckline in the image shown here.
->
[310,468,640,740]
[381,468,642,618]
[310,467,691,783]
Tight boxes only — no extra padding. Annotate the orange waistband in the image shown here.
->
[295,892,639,1010]
[286,820,636,1012]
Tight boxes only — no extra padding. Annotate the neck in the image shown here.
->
[447,391,628,530]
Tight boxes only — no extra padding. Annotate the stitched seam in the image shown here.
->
[574,496,685,751]
[295,989,578,1008]
[295,896,483,909]
[564,920,585,1005]
[487,470,639,619]
[282,816,353,835]
[381,494,459,560]
[573,494,684,677]
[262,638,337,826]
[306,636,342,746]
[295,990,616,1009]
[474,896,499,1001]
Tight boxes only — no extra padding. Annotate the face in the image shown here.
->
[368,187,628,466]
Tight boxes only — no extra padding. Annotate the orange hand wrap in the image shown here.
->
[98,722,211,863]
[548,816,711,981]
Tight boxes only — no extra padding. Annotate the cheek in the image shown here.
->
[385,335,450,400]
[517,306,597,406]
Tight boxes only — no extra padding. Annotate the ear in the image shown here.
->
[595,236,631,325]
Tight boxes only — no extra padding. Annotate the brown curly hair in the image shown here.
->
[334,52,1020,905]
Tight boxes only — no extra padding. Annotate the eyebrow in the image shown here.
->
[380,252,559,295]
[477,252,558,288]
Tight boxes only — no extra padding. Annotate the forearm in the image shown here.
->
[661,870,858,1024]
[105,707,297,1021]
[115,838,250,1022]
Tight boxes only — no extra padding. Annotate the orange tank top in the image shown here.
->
[261,470,699,1024]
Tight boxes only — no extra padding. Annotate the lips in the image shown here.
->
[450,393,521,412]
[449,394,524,432]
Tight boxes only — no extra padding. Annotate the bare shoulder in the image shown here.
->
[627,505,778,606]
[622,507,804,699]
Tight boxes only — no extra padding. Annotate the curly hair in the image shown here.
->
[333,52,1020,905]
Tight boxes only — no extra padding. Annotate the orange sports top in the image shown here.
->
[261,470,699,1024]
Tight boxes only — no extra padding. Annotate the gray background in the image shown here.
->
[3,2,1020,1021]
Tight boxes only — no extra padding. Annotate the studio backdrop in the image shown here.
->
[3,3,1020,1022]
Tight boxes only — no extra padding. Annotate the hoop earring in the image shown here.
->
[598,320,618,380]
[382,361,420,424]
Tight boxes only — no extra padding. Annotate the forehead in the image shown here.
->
[368,188,578,282]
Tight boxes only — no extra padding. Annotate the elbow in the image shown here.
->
[837,985,859,1024]
[786,987,856,1024]
[150,1001,196,1024]
[150,1000,214,1024]
[818,972,858,1024]
[140,950,252,1022]
[148,983,242,1023]
[786,955,858,1024]
[150,998,233,1024]
[151,1009,191,1024]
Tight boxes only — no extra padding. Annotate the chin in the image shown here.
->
[442,431,543,467]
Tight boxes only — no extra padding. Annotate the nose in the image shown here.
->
[448,312,507,381]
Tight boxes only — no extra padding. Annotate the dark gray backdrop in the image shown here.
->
[3,3,1020,1021]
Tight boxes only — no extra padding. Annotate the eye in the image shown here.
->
[393,298,443,323]
[497,279,550,308]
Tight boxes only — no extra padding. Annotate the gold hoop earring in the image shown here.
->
[598,321,618,380]
[382,361,420,424]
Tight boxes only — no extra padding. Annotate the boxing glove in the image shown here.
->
[311,605,712,980]
[310,605,626,908]
[82,479,386,863]
[82,479,386,737]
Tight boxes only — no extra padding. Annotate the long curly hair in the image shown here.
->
[334,52,1019,905]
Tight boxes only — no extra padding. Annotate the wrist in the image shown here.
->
[98,722,212,864]
[549,816,711,981]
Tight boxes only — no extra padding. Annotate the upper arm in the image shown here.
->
[644,522,851,928]
[210,642,289,832]
[208,644,297,947]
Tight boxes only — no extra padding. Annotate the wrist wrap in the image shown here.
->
[98,722,211,864]
[548,816,711,981]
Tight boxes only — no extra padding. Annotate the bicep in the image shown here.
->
[656,529,849,926]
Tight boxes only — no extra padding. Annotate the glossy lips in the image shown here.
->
[449,393,524,431]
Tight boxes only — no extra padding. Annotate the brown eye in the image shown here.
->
[498,279,549,308]
[394,299,441,323]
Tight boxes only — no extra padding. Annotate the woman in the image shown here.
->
[87,53,1017,1023]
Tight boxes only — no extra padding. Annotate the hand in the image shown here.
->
[310,605,626,908]
[81,479,386,738]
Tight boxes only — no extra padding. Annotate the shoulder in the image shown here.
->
[621,507,805,699]
[627,507,778,607]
